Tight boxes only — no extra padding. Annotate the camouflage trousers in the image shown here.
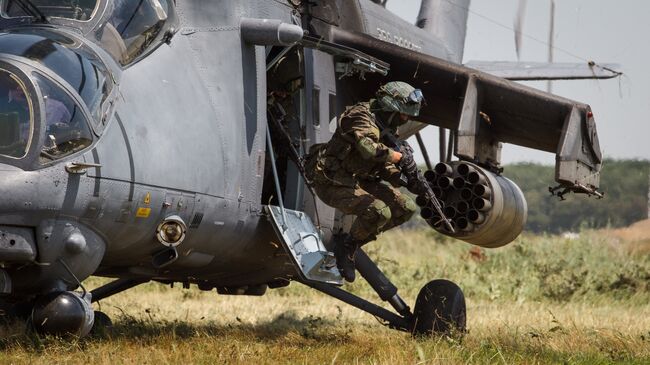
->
[313,179,417,243]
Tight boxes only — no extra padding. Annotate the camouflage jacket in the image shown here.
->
[307,102,403,188]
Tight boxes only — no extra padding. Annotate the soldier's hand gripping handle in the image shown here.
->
[395,141,455,233]
[379,129,454,231]
[390,151,403,164]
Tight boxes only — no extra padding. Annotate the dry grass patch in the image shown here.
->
[1,290,649,364]
[1,228,649,364]
[603,219,650,254]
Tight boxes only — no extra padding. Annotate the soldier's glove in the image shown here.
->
[396,151,431,196]
[398,152,417,176]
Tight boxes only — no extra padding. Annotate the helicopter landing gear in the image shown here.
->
[90,310,113,336]
[303,249,466,337]
[411,279,466,336]
[30,291,94,337]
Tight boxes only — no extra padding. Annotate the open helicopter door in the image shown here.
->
[261,30,390,286]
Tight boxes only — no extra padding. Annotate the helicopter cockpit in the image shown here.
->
[3,0,99,21]
[0,0,178,170]
[0,27,113,169]
[0,70,33,160]
[0,0,178,68]
[95,0,178,66]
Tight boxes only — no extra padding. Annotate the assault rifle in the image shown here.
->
[379,128,455,233]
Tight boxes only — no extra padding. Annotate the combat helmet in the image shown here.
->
[376,81,425,117]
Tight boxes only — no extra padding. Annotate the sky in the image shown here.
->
[386,0,649,165]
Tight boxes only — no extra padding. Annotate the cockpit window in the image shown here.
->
[0,29,112,130]
[0,69,32,158]
[98,0,173,66]
[33,73,92,163]
[3,0,99,21]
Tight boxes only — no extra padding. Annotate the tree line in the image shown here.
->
[504,159,650,233]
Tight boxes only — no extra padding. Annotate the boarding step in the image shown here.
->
[265,205,342,285]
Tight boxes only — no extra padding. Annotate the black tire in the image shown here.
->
[412,279,466,336]
[90,310,113,336]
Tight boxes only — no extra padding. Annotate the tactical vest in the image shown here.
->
[308,102,388,187]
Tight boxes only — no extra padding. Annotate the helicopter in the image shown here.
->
[0,0,616,337]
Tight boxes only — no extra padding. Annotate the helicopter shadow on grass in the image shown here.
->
[101,310,356,343]
[0,310,357,350]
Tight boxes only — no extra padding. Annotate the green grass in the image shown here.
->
[1,229,649,364]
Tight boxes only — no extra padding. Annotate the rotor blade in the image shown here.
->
[514,0,527,60]
[547,0,556,92]
[463,61,622,81]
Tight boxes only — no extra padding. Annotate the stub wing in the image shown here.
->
[328,28,605,194]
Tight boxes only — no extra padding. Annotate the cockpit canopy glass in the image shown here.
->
[98,0,176,66]
[0,28,112,130]
[3,0,99,21]
[0,69,32,159]
[33,73,92,163]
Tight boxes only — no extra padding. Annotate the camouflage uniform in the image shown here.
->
[307,101,417,243]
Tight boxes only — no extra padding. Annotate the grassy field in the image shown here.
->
[1,224,649,364]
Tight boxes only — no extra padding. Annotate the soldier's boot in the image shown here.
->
[332,234,360,283]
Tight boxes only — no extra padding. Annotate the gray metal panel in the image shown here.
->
[0,226,36,262]
[456,76,480,160]
[248,45,267,208]
[176,0,294,30]
[312,50,337,145]
[455,76,501,165]
[87,118,131,182]
[416,0,470,63]
[175,0,243,28]
[355,0,450,60]
[115,36,227,196]
[303,50,338,236]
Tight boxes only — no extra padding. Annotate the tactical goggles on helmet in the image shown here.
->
[407,89,425,105]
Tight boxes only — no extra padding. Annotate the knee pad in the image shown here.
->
[402,196,418,218]
[361,200,391,229]
[388,196,417,227]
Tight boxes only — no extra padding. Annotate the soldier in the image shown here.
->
[306,81,424,282]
